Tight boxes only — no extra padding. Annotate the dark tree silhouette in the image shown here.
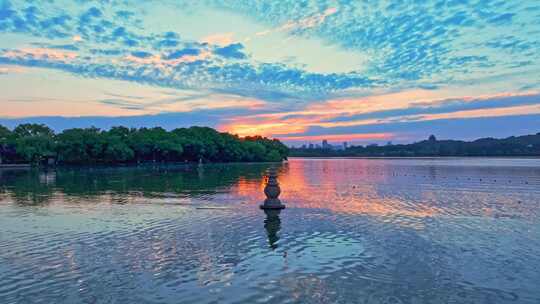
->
[0,124,289,165]
[291,133,540,157]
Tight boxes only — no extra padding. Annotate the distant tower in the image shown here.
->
[308,143,314,149]
[343,142,348,149]
[322,139,329,149]
[428,135,437,142]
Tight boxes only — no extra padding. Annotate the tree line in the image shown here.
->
[0,124,288,165]
[290,133,540,157]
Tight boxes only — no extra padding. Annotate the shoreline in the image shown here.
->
[0,164,31,169]
[0,160,286,170]
[288,156,540,160]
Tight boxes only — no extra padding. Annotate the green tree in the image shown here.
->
[14,134,56,164]
[0,124,11,144]
[108,126,133,140]
[56,127,104,164]
[128,127,183,162]
[11,124,56,164]
[103,140,134,163]
[0,124,12,164]
[13,124,54,138]
[265,150,282,162]
[242,141,267,162]
[7,123,289,165]
[245,136,288,161]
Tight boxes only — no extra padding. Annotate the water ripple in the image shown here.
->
[1,159,539,303]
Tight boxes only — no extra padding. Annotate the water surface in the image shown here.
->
[1,158,540,303]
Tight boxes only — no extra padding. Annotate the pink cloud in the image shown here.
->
[220,90,540,141]
[0,65,26,74]
[3,48,78,62]
[201,33,235,46]
[160,98,266,113]
[123,50,212,66]
[255,7,338,37]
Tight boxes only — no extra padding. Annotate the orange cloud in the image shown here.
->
[220,90,540,141]
[224,121,309,138]
[1,99,144,117]
[201,33,235,46]
[4,48,78,61]
[236,89,446,122]
[0,65,25,74]
[414,103,540,121]
[316,98,540,128]
[245,90,539,122]
[220,89,423,137]
[159,98,266,113]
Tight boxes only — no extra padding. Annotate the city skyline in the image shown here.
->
[1,1,540,144]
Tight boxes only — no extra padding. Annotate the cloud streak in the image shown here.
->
[220,92,540,138]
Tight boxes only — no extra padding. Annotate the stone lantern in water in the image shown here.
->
[260,168,286,209]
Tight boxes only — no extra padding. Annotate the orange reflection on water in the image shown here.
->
[247,160,442,220]
[232,176,266,199]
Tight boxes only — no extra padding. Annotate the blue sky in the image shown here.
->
[0,0,539,144]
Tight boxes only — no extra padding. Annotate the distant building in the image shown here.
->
[386,141,393,146]
[322,139,330,149]
[343,142,348,149]
[308,143,314,149]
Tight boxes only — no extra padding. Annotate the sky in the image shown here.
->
[0,0,539,145]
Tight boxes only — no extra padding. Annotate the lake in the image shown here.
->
[1,158,540,303]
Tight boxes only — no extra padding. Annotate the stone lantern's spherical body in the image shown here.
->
[260,168,285,209]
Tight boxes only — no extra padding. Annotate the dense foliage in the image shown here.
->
[0,124,288,165]
[290,134,540,157]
